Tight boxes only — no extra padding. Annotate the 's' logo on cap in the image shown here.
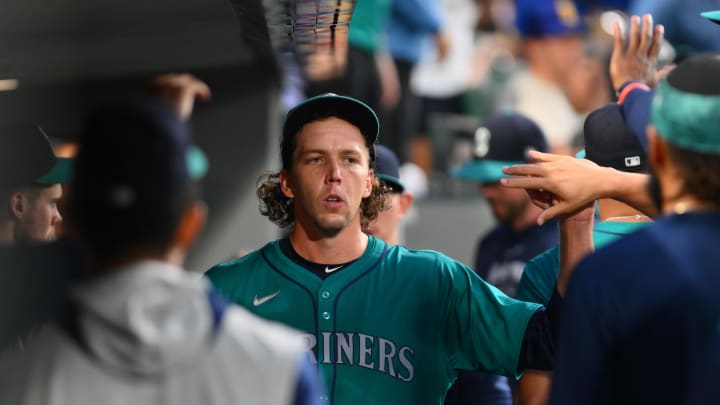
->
[474,127,491,158]
[555,0,580,27]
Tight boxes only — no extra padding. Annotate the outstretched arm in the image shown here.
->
[501,151,655,225]
[146,73,212,121]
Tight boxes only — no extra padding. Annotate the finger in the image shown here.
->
[612,20,623,60]
[627,15,640,52]
[537,202,573,225]
[638,14,653,54]
[526,150,564,163]
[500,175,550,190]
[647,24,664,60]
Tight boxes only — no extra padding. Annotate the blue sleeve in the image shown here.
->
[391,0,442,34]
[620,87,654,152]
[292,355,323,405]
[549,255,613,405]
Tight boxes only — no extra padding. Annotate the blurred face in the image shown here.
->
[480,182,531,226]
[14,184,63,242]
[280,117,373,237]
[363,189,413,245]
[535,35,584,83]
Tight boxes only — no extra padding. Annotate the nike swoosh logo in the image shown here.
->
[325,265,343,273]
[253,290,280,306]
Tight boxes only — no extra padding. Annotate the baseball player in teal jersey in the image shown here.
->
[206,94,562,405]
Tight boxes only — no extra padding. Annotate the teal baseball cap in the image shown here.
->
[282,93,379,166]
[0,123,73,187]
[451,113,548,183]
[651,54,720,154]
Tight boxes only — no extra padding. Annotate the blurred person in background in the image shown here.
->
[509,0,586,155]
[0,124,72,244]
[362,144,414,246]
[379,0,448,165]
[0,74,321,405]
[446,113,558,404]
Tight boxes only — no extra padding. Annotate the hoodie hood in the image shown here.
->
[69,261,215,376]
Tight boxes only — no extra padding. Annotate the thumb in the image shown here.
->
[537,202,570,225]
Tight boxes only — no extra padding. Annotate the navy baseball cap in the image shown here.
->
[584,103,647,173]
[373,144,405,192]
[0,123,73,187]
[515,0,585,38]
[451,113,548,183]
[282,93,379,163]
[69,98,207,218]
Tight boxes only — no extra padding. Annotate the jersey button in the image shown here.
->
[322,311,331,320]
[321,291,330,299]
[320,395,329,401]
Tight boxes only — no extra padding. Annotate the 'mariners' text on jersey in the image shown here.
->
[302,332,415,382]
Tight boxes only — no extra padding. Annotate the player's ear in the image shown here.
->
[173,201,207,250]
[397,193,414,218]
[10,192,27,220]
[279,169,295,199]
[647,125,666,169]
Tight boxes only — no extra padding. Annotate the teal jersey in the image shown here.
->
[517,221,648,305]
[206,236,541,405]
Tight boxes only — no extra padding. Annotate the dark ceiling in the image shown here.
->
[0,0,280,139]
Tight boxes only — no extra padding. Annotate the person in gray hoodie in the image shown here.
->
[0,75,321,405]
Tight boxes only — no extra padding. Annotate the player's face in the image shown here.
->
[15,184,63,242]
[281,117,373,237]
[480,182,530,226]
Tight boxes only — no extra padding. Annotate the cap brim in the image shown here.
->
[36,157,74,185]
[187,145,208,180]
[377,174,405,192]
[283,94,379,150]
[701,10,720,24]
[450,160,523,183]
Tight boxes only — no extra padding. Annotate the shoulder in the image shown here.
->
[205,242,275,282]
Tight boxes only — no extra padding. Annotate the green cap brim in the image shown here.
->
[450,160,523,183]
[187,145,208,180]
[36,157,74,185]
[701,10,720,24]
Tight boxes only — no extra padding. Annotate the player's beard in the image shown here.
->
[647,167,664,215]
[492,196,531,228]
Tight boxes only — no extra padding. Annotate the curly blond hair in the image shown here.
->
[257,171,390,229]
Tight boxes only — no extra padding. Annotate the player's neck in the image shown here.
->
[289,224,369,264]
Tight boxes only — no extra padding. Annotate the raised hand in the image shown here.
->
[609,14,664,92]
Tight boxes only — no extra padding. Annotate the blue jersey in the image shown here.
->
[551,212,720,405]
[474,221,558,298]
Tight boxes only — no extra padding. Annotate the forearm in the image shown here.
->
[557,217,593,297]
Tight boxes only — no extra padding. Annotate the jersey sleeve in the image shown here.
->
[516,246,560,306]
[292,354,323,405]
[440,256,542,378]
